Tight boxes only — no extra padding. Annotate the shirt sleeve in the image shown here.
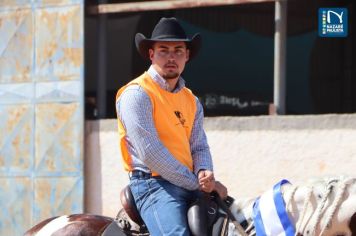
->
[116,85,199,190]
[190,97,214,175]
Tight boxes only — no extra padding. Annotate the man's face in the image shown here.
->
[149,41,190,80]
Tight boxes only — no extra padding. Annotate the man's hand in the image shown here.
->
[214,181,228,200]
[198,169,215,193]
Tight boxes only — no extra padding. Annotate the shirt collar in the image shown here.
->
[147,65,186,93]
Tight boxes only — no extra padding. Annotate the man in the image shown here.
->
[116,17,227,235]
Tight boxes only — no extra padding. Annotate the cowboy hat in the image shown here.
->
[135,17,202,60]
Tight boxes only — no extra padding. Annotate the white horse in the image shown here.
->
[228,176,356,236]
[25,176,356,236]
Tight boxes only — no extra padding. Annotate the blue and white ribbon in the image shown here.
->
[252,179,295,236]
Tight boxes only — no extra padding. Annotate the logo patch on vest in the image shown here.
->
[174,111,186,126]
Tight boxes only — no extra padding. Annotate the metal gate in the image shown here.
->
[0,1,84,235]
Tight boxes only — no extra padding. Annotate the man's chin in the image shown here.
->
[163,73,179,80]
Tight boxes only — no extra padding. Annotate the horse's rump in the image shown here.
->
[24,214,113,236]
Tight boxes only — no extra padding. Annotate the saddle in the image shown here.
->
[188,194,229,236]
[103,186,232,236]
[101,186,147,236]
[120,185,144,226]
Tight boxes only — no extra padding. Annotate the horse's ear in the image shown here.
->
[349,212,356,235]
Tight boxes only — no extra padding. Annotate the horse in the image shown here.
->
[24,176,356,236]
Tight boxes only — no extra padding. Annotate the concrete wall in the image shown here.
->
[85,114,356,217]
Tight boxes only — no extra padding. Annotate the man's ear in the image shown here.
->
[186,49,190,62]
[149,48,154,60]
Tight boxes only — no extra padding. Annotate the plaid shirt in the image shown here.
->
[116,66,213,190]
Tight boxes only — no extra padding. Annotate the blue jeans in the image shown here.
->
[129,171,200,236]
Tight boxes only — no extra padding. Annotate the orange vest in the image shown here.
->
[116,72,197,176]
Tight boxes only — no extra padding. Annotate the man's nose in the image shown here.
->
[167,54,176,62]
[167,57,176,63]
[167,51,176,59]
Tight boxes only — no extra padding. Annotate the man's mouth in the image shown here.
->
[165,64,178,69]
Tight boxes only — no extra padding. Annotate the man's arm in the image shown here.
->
[117,85,199,190]
[190,98,217,193]
[190,98,214,175]
[189,101,228,198]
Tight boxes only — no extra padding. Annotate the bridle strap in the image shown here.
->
[213,192,249,236]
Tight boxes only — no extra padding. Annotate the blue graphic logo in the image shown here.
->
[319,8,348,37]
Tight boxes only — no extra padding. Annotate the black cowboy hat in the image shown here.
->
[135,17,202,61]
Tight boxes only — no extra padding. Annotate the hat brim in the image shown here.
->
[135,33,202,61]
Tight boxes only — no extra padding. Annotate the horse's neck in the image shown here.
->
[229,177,356,236]
[283,177,356,236]
[228,185,313,228]
[282,183,312,232]
[228,184,312,225]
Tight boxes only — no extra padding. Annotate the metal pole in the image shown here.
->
[274,0,287,115]
[97,0,107,118]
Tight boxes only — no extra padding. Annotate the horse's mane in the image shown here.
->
[229,176,356,236]
[286,176,356,235]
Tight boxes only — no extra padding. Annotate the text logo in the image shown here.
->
[319,8,348,37]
